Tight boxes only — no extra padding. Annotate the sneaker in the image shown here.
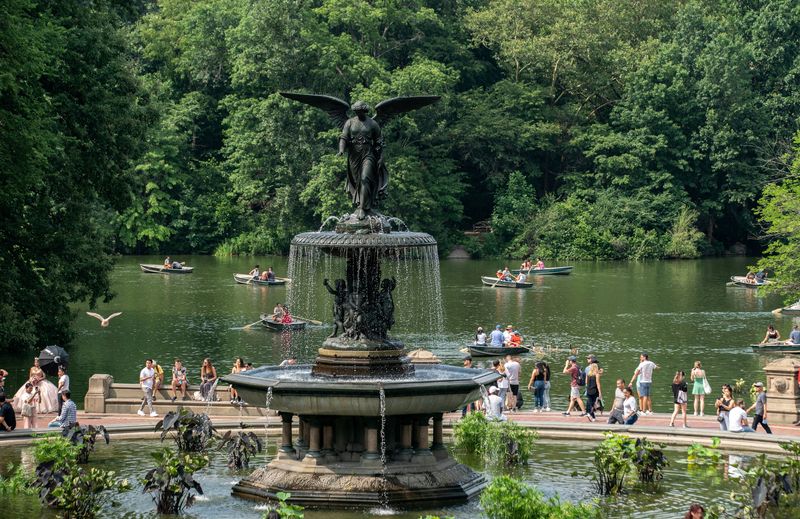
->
[693,412,698,416]
[645,411,652,415]
[699,413,704,417]
[150,411,158,417]
[171,396,176,402]
[587,416,596,422]
[682,424,689,429]
[544,407,551,412]
[637,411,644,416]
[562,412,571,416]
[579,412,587,417]
[137,410,145,416]
[668,423,674,427]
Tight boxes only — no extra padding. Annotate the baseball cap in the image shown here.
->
[568,355,577,361]
[488,386,499,394]
[753,382,764,388]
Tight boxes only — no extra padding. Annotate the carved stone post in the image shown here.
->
[305,418,322,459]
[279,412,295,456]
[296,417,308,449]
[431,413,446,460]
[412,415,434,464]
[362,418,380,464]
[763,357,800,424]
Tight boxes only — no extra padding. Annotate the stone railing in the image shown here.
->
[83,374,267,417]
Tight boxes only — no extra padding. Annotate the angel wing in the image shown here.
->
[280,92,350,129]
[374,96,440,127]
[86,312,104,322]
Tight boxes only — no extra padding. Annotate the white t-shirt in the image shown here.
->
[485,394,505,420]
[475,332,487,345]
[58,374,70,394]
[140,367,155,390]
[505,360,521,384]
[623,396,637,417]
[503,330,512,343]
[728,407,748,432]
[636,360,656,383]
[497,373,510,389]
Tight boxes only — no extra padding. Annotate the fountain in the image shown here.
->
[224,92,499,508]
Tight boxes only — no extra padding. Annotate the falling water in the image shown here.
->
[377,387,392,513]
[263,387,273,464]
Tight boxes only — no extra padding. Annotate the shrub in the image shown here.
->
[155,409,218,452]
[453,413,537,465]
[665,206,704,258]
[453,411,489,454]
[632,438,668,485]
[142,447,208,514]
[592,432,635,495]
[36,463,130,518]
[480,476,599,519]
[218,430,263,469]
[32,434,82,469]
[64,424,110,464]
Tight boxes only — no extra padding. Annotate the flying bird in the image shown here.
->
[86,312,123,327]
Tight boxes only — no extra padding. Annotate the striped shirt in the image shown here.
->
[58,399,77,430]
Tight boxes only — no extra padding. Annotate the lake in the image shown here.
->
[0,256,792,413]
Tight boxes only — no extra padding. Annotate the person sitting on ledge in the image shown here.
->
[728,399,755,433]
[621,386,638,425]
[484,386,506,421]
[48,390,77,433]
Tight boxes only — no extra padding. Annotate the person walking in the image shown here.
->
[746,382,772,434]
[715,384,735,431]
[562,356,587,416]
[585,362,602,422]
[669,371,689,428]
[629,353,657,415]
[137,359,158,417]
[496,362,510,410]
[504,354,522,411]
[18,383,40,429]
[690,361,708,416]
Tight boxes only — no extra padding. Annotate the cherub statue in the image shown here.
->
[323,278,347,338]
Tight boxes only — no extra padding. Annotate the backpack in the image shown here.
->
[576,366,586,386]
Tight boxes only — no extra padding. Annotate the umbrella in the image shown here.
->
[38,345,69,376]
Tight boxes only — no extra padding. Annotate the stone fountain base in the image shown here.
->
[233,457,485,508]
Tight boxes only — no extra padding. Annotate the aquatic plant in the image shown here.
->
[64,424,110,464]
[218,430,263,469]
[260,491,304,518]
[591,433,668,494]
[453,412,536,465]
[687,437,723,465]
[141,447,208,514]
[32,434,82,469]
[480,475,600,519]
[35,462,129,518]
[632,437,668,485]
[155,408,218,452]
[0,463,36,496]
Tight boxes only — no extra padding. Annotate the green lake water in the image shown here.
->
[0,256,794,413]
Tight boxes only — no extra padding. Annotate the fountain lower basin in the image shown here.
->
[224,364,499,416]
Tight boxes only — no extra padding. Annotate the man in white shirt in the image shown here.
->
[629,353,658,415]
[484,386,506,421]
[728,399,755,433]
[56,366,70,416]
[138,359,158,417]
[504,354,522,411]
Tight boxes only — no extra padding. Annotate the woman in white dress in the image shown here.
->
[13,358,58,414]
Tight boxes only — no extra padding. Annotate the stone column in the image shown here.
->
[397,418,414,461]
[304,419,322,459]
[278,412,295,457]
[411,416,434,464]
[296,417,308,449]
[431,413,447,460]
[322,421,337,461]
[763,357,800,424]
[362,418,380,464]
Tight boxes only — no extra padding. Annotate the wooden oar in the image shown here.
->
[772,307,783,315]
[491,276,502,288]
[293,315,324,325]
[242,318,265,329]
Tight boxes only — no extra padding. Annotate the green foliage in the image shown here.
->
[155,408,218,452]
[32,434,82,470]
[687,437,723,466]
[64,424,111,464]
[218,430,263,469]
[591,432,668,495]
[261,491,305,518]
[39,464,130,519]
[480,476,600,519]
[0,463,36,496]
[452,412,537,465]
[141,447,209,514]
[665,207,705,259]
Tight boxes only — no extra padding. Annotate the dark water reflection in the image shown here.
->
[0,256,793,414]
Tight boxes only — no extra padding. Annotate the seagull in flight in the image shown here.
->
[86,312,123,327]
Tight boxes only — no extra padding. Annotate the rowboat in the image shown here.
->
[481,276,533,288]
[775,305,800,316]
[260,315,307,332]
[140,264,194,274]
[751,342,800,353]
[469,345,531,357]
[233,273,287,286]
[511,266,574,276]
[729,276,771,288]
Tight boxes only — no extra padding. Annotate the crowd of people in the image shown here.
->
[474,325,524,347]
[0,362,75,433]
[462,350,800,432]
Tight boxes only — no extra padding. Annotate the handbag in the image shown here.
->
[21,402,33,417]
[677,390,688,404]
[703,378,712,395]
[717,414,725,423]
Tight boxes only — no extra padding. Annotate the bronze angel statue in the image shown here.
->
[280,92,439,220]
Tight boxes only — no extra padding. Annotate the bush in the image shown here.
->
[32,434,82,469]
[218,430,263,469]
[665,206,704,258]
[453,413,537,465]
[142,447,209,514]
[64,424,110,464]
[632,437,668,485]
[155,409,218,452]
[36,463,130,518]
[592,432,636,495]
[480,476,599,519]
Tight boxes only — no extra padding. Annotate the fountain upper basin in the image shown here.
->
[224,364,500,416]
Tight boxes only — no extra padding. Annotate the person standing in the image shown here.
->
[18,383,40,429]
[629,353,657,415]
[461,356,478,416]
[0,393,16,432]
[715,384,735,431]
[152,361,164,401]
[562,356,586,416]
[728,399,755,433]
[137,359,158,417]
[585,362,602,422]
[48,391,77,432]
[171,359,188,402]
[496,362,510,410]
[607,379,627,424]
[669,371,689,428]
[527,362,546,412]
[56,366,69,416]
[541,361,552,411]
[746,382,772,434]
[690,361,707,416]
[504,354,522,411]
